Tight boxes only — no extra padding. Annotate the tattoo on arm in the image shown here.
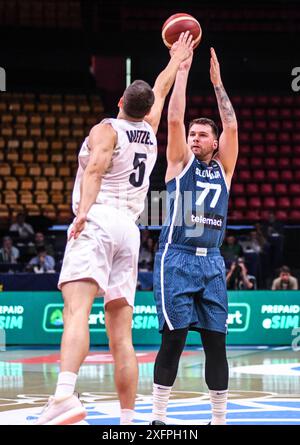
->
[214,85,236,125]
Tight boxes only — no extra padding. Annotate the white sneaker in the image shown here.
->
[35,393,87,425]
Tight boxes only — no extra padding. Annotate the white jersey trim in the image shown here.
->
[160,244,174,331]
[213,158,230,193]
[160,173,183,331]
[177,154,195,179]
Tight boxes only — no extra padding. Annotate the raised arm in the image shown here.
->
[165,50,193,182]
[144,31,194,134]
[210,47,238,182]
[71,123,117,239]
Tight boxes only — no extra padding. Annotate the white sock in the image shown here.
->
[209,389,228,425]
[152,383,172,423]
[120,409,135,425]
[54,371,77,399]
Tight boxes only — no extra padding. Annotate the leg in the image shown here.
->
[154,325,188,386]
[105,298,138,411]
[35,279,98,425]
[200,329,229,425]
[152,325,188,423]
[60,279,98,372]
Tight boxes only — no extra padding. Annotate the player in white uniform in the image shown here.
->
[35,32,194,425]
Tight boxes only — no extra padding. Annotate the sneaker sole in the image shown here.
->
[45,407,87,425]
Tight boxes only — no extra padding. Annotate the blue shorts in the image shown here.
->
[153,244,228,334]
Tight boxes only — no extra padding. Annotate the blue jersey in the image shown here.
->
[159,155,229,249]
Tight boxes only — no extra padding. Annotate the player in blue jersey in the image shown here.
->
[151,47,238,425]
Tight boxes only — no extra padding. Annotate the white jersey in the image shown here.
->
[72,117,157,221]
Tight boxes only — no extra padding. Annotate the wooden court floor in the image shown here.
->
[0,346,299,425]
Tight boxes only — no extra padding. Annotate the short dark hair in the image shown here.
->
[188,118,219,139]
[123,80,155,119]
[280,265,291,274]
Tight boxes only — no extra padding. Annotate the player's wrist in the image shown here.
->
[177,67,190,75]
[76,210,87,219]
[171,52,187,65]
[213,82,223,89]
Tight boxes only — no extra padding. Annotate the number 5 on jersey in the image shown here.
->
[129,153,147,187]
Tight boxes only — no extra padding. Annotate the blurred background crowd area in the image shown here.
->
[0,210,298,291]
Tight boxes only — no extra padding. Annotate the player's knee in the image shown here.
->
[154,336,183,386]
[108,335,133,355]
[201,330,227,356]
[63,300,90,321]
[155,326,188,368]
[208,339,226,357]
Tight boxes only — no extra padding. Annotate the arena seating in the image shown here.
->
[1,91,300,226]
[120,4,300,33]
[0,0,81,29]
[0,92,104,227]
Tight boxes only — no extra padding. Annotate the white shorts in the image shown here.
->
[58,204,140,307]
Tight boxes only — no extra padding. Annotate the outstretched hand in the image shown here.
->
[210,47,222,87]
[170,31,194,65]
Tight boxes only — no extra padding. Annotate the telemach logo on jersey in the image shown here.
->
[190,212,224,230]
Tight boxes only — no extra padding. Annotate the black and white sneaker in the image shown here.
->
[150,420,166,425]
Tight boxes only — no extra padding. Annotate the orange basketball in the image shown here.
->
[162,13,202,49]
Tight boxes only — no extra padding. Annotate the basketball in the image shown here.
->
[162,13,202,49]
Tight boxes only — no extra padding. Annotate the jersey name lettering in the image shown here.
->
[195,167,221,180]
[126,130,154,145]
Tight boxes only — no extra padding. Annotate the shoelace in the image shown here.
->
[38,396,55,415]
